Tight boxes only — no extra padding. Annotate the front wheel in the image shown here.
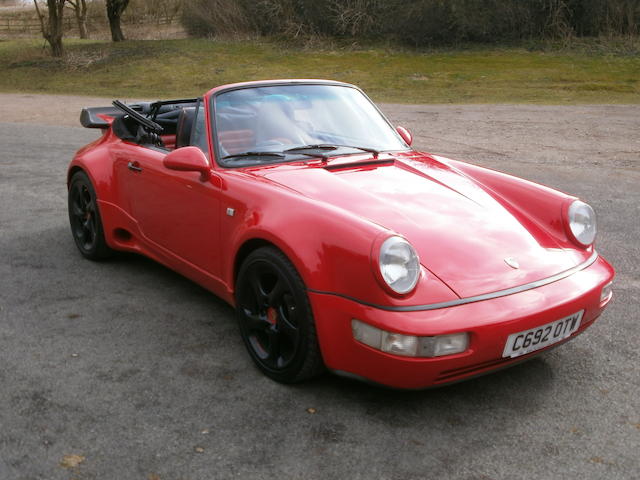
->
[68,171,113,260]
[235,247,324,383]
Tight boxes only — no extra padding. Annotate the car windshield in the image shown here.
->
[212,84,408,166]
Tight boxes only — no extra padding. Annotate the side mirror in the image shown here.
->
[396,126,413,146]
[163,146,210,180]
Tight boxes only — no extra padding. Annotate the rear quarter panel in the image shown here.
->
[67,128,120,204]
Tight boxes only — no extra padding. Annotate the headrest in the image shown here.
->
[176,107,197,148]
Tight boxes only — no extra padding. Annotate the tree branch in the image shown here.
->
[33,0,47,37]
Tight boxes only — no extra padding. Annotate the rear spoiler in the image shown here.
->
[79,103,145,129]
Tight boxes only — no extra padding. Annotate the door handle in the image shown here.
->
[127,161,143,172]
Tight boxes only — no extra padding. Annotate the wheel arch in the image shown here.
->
[233,237,278,289]
[231,233,316,293]
[67,165,86,187]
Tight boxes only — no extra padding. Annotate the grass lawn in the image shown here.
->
[0,38,638,103]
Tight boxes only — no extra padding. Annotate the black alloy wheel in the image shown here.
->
[68,171,113,260]
[235,247,324,383]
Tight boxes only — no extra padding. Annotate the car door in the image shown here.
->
[115,142,222,277]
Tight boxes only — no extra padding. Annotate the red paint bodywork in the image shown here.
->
[68,80,614,389]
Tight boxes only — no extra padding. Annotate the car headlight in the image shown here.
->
[568,200,597,246]
[379,236,420,294]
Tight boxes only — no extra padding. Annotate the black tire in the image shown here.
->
[68,171,113,260]
[235,247,325,383]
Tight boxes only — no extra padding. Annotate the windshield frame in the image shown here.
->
[208,81,411,169]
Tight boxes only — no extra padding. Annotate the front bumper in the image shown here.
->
[309,255,614,389]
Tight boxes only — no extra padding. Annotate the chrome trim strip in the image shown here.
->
[309,251,599,312]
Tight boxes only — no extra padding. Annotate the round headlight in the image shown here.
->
[379,236,420,294]
[568,200,596,246]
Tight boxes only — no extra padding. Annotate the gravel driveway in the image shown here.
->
[0,94,638,480]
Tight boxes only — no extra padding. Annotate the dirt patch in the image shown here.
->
[0,93,142,127]
[381,103,640,170]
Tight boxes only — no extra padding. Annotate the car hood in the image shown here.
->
[260,153,582,298]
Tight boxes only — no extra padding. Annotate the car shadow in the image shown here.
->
[288,355,561,444]
[309,353,556,403]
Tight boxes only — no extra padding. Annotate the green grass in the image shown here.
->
[0,38,638,103]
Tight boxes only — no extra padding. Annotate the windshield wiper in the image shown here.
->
[284,144,379,156]
[284,144,338,152]
[222,151,285,160]
[223,144,380,163]
[223,149,330,162]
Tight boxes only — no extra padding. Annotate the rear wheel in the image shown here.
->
[68,171,113,260]
[235,247,324,383]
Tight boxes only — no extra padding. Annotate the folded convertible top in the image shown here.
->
[80,99,198,129]
[79,104,145,129]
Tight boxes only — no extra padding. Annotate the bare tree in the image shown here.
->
[66,0,88,39]
[33,0,66,57]
[106,0,130,41]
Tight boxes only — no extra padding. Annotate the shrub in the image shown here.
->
[180,0,640,45]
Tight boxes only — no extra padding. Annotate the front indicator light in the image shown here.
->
[600,281,613,304]
[351,319,382,349]
[352,319,469,358]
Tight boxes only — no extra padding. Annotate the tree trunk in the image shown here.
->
[47,0,65,55]
[106,0,129,42]
[74,0,88,39]
[34,0,66,57]
[78,18,88,39]
[626,0,637,36]
[49,35,63,56]
[65,0,88,39]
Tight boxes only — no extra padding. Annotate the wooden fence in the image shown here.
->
[0,13,177,37]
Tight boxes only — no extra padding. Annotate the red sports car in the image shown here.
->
[68,79,614,389]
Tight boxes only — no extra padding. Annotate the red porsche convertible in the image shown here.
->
[68,79,614,389]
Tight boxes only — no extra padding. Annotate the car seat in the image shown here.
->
[176,107,197,148]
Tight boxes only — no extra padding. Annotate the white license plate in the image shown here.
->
[502,310,584,358]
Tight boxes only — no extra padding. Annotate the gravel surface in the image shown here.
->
[0,94,638,480]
